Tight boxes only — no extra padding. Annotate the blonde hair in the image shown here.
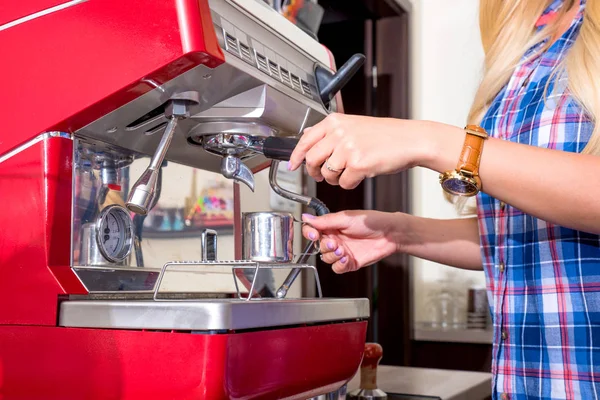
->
[448,0,600,213]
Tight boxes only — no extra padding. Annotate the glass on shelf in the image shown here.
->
[421,279,466,330]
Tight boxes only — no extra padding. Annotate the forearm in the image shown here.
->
[395,214,483,270]
[419,121,600,235]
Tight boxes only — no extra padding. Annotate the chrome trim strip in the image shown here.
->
[74,265,162,273]
[141,78,166,93]
[0,0,88,32]
[299,107,311,133]
[69,139,77,269]
[0,132,72,165]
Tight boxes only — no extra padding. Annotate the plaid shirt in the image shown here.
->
[476,1,600,399]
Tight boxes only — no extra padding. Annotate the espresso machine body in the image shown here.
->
[0,1,368,398]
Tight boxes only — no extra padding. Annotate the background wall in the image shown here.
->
[408,0,487,328]
[126,160,239,293]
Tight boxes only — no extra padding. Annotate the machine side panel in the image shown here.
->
[44,137,87,294]
[0,322,367,399]
[0,0,224,156]
[0,138,80,325]
[178,0,225,60]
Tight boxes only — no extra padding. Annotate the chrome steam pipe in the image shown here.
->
[269,160,329,299]
[126,92,199,215]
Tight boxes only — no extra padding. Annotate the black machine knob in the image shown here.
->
[315,53,366,106]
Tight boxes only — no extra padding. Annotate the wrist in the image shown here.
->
[387,212,414,254]
[414,120,466,173]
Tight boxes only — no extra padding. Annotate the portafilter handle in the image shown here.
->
[347,343,387,400]
[260,136,300,162]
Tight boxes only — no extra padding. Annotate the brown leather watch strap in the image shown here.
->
[456,125,488,175]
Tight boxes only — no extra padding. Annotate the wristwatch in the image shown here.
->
[439,125,488,197]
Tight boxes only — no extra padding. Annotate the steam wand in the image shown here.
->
[126,92,199,215]
[268,160,329,299]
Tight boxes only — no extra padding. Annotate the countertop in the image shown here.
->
[347,365,492,400]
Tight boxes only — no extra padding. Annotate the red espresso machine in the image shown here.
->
[0,1,369,399]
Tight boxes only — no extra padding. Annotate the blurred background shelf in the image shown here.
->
[413,324,493,345]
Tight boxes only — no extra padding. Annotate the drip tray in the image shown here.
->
[58,298,369,331]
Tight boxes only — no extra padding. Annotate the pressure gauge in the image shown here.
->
[95,205,134,263]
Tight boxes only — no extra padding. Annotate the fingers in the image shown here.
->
[301,130,367,189]
[332,248,358,273]
[289,113,342,171]
[307,230,353,273]
[318,236,346,266]
[332,256,351,274]
[288,124,326,171]
[322,251,344,265]
[319,237,342,256]
[301,224,320,242]
[301,224,344,258]
[301,212,350,231]
[288,113,370,190]
[300,211,356,273]
[338,168,366,190]
[304,131,339,181]
[301,225,342,256]
[320,144,346,185]
[302,230,355,274]
[314,237,354,274]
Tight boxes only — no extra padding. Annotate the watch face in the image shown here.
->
[442,178,478,196]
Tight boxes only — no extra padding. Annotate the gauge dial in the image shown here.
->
[95,205,133,263]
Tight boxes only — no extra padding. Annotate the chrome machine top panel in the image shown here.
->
[59,298,369,331]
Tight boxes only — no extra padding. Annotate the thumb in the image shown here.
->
[301,212,350,231]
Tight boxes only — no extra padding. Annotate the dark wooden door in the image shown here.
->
[313,4,412,366]
[313,3,493,373]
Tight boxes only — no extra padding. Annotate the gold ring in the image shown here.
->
[325,158,342,173]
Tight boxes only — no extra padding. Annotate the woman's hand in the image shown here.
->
[302,210,484,273]
[302,210,403,273]
[288,113,440,189]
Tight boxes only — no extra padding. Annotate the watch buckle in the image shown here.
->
[459,169,474,178]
